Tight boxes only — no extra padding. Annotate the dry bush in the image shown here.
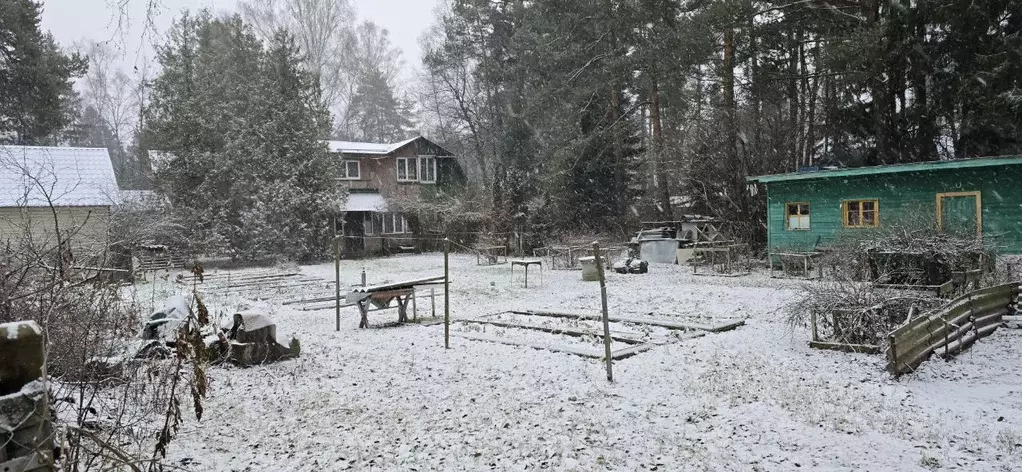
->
[1,211,209,471]
[788,210,1006,345]
[788,278,943,345]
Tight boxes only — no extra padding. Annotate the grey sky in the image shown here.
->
[39,0,440,81]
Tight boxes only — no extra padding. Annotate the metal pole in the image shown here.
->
[335,236,341,332]
[444,237,451,349]
[593,241,613,382]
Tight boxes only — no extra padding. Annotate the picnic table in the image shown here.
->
[346,276,445,328]
[511,259,543,288]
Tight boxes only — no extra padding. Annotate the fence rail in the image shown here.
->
[887,281,1019,376]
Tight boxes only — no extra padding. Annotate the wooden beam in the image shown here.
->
[519,309,745,332]
[809,341,880,354]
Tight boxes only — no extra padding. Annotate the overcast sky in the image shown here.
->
[39,0,440,80]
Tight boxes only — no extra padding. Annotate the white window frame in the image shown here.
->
[341,160,361,180]
[397,158,418,182]
[418,156,437,184]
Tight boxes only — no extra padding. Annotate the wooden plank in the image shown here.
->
[185,272,301,284]
[350,276,446,293]
[451,331,603,358]
[521,309,745,332]
[809,341,880,354]
[460,318,649,344]
[610,343,654,360]
[974,308,1010,329]
[452,331,658,360]
[282,295,342,306]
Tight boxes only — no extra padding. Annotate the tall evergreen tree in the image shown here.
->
[142,11,340,261]
[0,0,87,144]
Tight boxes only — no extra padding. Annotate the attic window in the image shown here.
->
[843,200,879,228]
[419,156,437,183]
[397,158,417,182]
[785,202,811,230]
[341,160,360,180]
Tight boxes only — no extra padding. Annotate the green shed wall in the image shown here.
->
[764,166,1022,254]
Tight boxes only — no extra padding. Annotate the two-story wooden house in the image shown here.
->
[330,136,463,255]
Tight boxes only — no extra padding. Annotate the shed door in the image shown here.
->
[937,192,981,237]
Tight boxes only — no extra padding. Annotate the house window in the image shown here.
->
[843,200,879,228]
[397,158,418,182]
[419,156,437,183]
[785,202,810,230]
[382,213,407,234]
[364,214,374,235]
[341,160,360,180]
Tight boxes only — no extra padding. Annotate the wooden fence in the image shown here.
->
[887,282,1019,376]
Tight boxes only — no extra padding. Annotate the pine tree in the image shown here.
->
[0,0,87,144]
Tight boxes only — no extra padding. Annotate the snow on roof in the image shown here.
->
[326,137,420,155]
[0,146,119,208]
[345,192,388,212]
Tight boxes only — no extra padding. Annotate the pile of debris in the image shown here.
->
[95,296,300,371]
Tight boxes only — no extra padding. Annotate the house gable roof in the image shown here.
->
[325,136,453,158]
[748,155,1022,184]
[0,146,120,207]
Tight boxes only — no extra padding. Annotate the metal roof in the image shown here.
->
[0,146,119,207]
[326,137,419,155]
[748,155,1022,184]
[344,192,388,212]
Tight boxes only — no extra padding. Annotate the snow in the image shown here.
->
[325,137,419,155]
[0,146,119,207]
[148,254,1022,471]
[344,192,388,212]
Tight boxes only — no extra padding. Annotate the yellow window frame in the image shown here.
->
[842,199,880,228]
[935,191,982,236]
[784,201,811,231]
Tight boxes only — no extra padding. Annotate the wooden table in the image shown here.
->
[353,288,415,328]
[345,275,445,328]
[511,259,543,288]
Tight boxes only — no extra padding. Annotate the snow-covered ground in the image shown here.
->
[146,254,1022,471]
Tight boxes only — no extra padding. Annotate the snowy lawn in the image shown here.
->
[149,254,1022,471]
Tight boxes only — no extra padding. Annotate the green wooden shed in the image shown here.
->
[747,155,1022,255]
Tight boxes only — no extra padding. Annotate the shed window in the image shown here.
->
[843,200,879,228]
[785,202,811,231]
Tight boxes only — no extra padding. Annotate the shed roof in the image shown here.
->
[0,146,119,207]
[748,155,1022,184]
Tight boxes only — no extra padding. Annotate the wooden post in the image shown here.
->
[810,310,819,342]
[431,287,436,318]
[361,267,366,287]
[593,242,613,382]
[335,236,341,332]
[444,237,451,349]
